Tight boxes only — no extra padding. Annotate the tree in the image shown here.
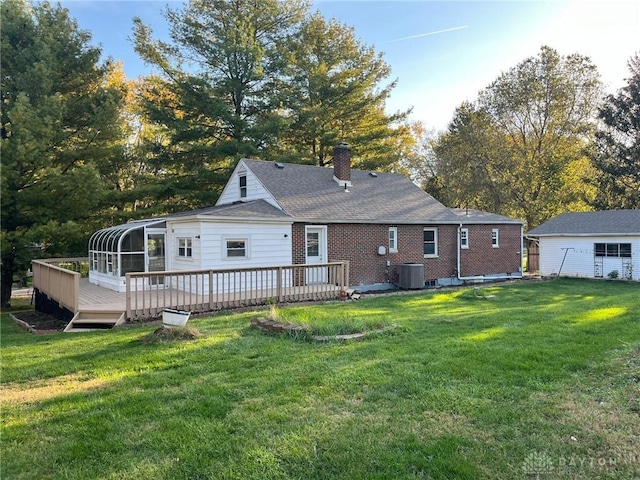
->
[429,46,601,228]
[132,0,309,210]
[590,53,640,209]
[279,12,413,170]
[0,0,125,306]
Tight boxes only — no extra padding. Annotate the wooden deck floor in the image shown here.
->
[78,278,342,318]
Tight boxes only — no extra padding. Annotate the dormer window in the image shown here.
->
[239,174,247,198]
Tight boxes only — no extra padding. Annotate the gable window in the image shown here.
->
[178,238,192,258]
[423,228,438,257]
[491,229,499,248]
[226,239,248,258]
[460,228,469,249]
[239,174,247,198]
[594,243,631,258]
[389,227,398,253]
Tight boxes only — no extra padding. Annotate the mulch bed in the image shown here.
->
[11,311,68,334]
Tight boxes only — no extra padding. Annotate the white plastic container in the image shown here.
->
[162,309,190,327]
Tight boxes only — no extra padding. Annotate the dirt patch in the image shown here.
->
[139,326,202,344]
[11,310,68,333]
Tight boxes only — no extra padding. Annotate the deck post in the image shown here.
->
[72,272,79,313]
[343,261,350,291]
[208,270,214,310]
[125,273,132,319]
[277,266,283,303]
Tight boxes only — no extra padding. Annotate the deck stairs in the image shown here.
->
[64,310,126,333]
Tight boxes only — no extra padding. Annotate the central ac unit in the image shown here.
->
[398,263,424,289]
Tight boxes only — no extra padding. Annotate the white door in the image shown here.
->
[305,226,328,284]
[147,232,166,285]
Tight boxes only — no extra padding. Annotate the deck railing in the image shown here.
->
[32,258,86,313]
[126,262,349,319]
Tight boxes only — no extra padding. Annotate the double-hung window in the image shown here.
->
[226,239,248,258]
[178,238,192,258]
[239,174,247,198]
[491,229,499,248]
[423,228,438,257]
[460,228,469,249]
[389,227,398,253]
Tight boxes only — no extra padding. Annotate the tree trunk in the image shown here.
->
[1,255,16,308]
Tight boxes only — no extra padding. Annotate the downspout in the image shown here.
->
[456,222,484,282]
[457,223,523,283]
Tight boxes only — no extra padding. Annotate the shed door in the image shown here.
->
[305,226,328,284]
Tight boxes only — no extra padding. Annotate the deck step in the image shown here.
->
[64,310,125,333]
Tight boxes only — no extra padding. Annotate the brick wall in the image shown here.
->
[292,223,465,286]
[459,224,522,276]
[293,222,522,286]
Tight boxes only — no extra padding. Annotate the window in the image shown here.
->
[178,238,192,257]
[239,174,247,198]
[460,228,469,249]
[423,228,438,257]
[389,227,398,253]
[594,243,631,258]
[492,229,499,248]
[226,239,247,258]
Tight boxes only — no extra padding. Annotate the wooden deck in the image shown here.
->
[78,278,342,319]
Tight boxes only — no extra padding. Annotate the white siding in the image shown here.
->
[168,221,203,271]
[216,160,280,208]
[538,236,639,281]
[165,219,292,293]
[166,219,292,270]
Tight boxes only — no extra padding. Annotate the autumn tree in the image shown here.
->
[0,0,126,306]
[429,46,602,228]
[590,53,640,209]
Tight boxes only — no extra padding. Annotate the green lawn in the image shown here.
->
[1,279,639,479]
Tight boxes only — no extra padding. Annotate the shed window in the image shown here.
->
[491,229,499,248]
[178,238,192,257]
[595,243,631,258]
[423,228,438,257]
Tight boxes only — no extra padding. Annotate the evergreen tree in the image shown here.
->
[279,13,412,170]
[0,0,125,306]
[132,0,309,210]
[590,53,640,209]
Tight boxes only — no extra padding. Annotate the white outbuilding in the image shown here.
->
[526,210,640,281]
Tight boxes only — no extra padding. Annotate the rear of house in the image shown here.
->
[218,145,523,289]
[527,210,640,281]
[87,143,524,293]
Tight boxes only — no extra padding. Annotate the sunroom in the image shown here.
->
[88,218,167,292]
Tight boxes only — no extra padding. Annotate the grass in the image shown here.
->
[1,278,639,479]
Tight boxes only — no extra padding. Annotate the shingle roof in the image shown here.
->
[450,208,524,224]
[166,199,290,220]
[527,210,640,236]
[243,159,460,224]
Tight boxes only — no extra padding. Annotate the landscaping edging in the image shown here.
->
[251,317,399,342]
[9,313,61,335]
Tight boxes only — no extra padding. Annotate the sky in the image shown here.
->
[58,0,640,132]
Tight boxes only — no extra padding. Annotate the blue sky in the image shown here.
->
[59,0,639,131]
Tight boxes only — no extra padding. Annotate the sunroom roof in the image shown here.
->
[89,218,166,253]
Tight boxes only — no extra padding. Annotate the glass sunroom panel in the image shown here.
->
[121,254,145,275]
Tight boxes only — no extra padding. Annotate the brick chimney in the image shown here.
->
[333,142,352,186]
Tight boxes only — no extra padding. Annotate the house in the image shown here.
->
[526,210,640,281]
[88,143,524,292]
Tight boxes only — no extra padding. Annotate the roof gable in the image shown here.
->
[527,210,640,236]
